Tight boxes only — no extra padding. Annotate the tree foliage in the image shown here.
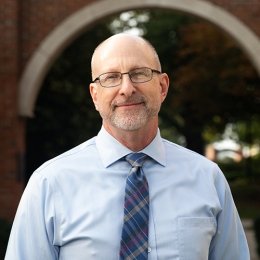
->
[25,25,111,179]
[26,9,259,180]
[159,20,259,153]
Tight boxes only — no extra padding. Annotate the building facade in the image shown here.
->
[0,0,259,221]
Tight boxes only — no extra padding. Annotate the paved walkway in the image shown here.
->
[243,219,259,260]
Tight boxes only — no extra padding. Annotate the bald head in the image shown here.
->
[91,33,161,79]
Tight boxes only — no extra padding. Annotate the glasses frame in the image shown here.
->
[91,67,162,88]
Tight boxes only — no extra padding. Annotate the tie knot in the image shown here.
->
[125,153,147,168]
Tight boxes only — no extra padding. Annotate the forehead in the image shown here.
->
[92,36,157,73]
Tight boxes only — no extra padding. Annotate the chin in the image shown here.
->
[112,117,147,131]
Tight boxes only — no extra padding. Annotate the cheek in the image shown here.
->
[96,90,116,111]
[149,88,164,105]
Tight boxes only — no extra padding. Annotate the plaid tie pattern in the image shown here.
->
[120,153,149,260]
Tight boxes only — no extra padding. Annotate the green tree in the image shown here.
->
[26,9,259,181]
[25,25,111,180]
[167,21,259,154]
[110,10,259,154]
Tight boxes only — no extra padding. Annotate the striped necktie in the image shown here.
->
[119,153,149,260]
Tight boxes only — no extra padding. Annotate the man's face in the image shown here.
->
[89,36,169,132]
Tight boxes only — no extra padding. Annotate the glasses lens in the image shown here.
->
[129,68,152,83]
[99,72,121,87]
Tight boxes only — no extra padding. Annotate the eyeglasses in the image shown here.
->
[92,67,161,88]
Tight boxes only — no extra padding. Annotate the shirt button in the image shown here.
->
[148,246,152,253]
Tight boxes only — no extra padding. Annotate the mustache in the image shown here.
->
[112,96,146,108]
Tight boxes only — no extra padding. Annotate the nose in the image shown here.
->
[118,73,136,97]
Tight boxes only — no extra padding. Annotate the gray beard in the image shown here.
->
[99,95,160,131]
[111,108,150,131]
[111,101,161,131]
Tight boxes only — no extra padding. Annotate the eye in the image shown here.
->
[104,73,120,81]
[130,68,150,80]
[100,73,121,85]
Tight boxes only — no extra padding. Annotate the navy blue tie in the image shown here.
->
[120,153,149,259]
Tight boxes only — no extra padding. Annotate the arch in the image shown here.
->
[18,0,260,117]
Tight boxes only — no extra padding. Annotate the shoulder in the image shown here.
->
[162,138,204,158]
[34,137,97,178]
[162,138,219,171]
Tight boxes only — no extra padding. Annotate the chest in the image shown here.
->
[54,170,219,259]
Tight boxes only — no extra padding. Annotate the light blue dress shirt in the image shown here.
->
[5,127,250,259]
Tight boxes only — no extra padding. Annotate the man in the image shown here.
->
[5,33,249,259]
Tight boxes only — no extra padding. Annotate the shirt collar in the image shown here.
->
[96,126,166,168]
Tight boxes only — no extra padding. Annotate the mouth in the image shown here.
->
[113,97,146,110]
[117,102,144,108]
[114,102,146,112]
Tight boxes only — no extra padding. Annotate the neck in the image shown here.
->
[103,121,158,152]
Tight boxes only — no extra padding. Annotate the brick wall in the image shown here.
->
[0,0,95,221]
[0,0,25,220]
[215,0,260,36]
[0,0,259,221]
[20,0,95,67]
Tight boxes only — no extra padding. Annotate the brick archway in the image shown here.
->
[0,0,259,221]
[18,0,260,117]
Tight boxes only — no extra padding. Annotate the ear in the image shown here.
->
[159,73,169,102]
[89,83,99,111]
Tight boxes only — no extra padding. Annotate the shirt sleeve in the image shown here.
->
[5,172,59,260]
[209,166,250,260]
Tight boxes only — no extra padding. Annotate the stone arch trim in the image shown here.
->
[18,0,260,117]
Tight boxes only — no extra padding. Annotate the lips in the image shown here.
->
[117,102,144,107]
[113,97,146,109]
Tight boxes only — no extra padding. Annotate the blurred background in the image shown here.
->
[0,0,259,259]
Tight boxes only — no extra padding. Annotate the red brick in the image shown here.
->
[0,0,259,222]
